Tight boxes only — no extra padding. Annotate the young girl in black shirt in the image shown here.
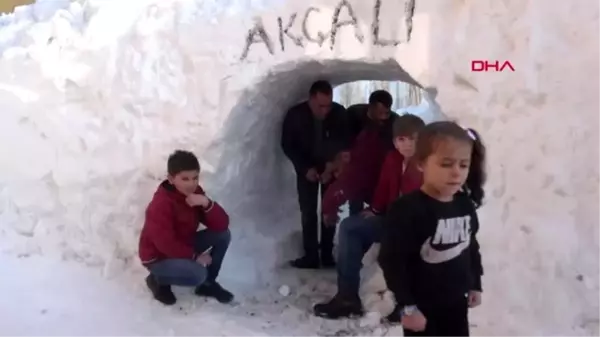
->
[378,121,486,336]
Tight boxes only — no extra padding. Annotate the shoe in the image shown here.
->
[289,255,320,269]
[195,281,234,304]
[320,252,336,268]
[145,275,176,305]
[313,293,363,319]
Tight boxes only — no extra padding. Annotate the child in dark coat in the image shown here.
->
[379,122,486,336]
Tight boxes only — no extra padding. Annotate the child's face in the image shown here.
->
[394,133,417,158]
[168,170,200,196]
[420,137,472,198]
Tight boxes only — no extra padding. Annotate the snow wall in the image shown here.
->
[0,0,598,335]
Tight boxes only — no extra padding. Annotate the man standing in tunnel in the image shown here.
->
[281,80,350,269]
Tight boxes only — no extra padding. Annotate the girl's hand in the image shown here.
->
[468,290,482,308]
[401,310,427,332]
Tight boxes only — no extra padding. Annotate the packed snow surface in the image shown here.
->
[0,0,598,335]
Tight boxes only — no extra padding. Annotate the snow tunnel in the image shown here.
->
[204,58,443,299]
[0,0,598,335]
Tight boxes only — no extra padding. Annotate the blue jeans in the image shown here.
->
[336,215,383,296]
[147,229,231,287]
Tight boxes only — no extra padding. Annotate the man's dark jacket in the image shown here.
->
[281,101,350,176]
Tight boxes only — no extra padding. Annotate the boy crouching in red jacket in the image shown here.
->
[139,150,233,305]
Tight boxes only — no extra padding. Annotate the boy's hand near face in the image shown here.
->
[186,193,210,208]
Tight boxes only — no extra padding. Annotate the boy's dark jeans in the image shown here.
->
[336,214,383,296]
[147,229,231,287]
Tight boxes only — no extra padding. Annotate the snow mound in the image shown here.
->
[0,0,598,335]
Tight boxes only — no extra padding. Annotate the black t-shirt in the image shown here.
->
[378,189,483,308]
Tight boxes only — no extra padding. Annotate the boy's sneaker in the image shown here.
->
[313,293,363,319]
[195,281,234,304]
[289,255,320,269]
[145,275,176,305]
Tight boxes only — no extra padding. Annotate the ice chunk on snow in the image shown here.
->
[278,285,290,297]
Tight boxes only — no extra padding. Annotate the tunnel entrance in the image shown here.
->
[333,79,434,120]
[206,59,445,294]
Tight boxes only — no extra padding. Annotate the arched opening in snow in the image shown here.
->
[206,59,444,290]
[334,80,424,110]
[333,79,432,119]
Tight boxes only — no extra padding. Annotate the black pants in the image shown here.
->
[296,174,334,259]
[403,297,470,336]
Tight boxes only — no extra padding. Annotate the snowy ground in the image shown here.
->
[0,253,416,336]
[1,203,413,336]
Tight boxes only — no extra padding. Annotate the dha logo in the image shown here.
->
[471,60,515,72]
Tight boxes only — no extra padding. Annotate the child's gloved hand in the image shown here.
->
[401,309,427,332]
[468,290,482,308]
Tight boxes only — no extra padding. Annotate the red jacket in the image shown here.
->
[138,181,229,264]
[370,151,423,214]
[322,126,389,216]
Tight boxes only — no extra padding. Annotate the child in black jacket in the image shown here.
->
[378,121,486,336]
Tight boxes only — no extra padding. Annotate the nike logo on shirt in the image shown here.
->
[420,215,471,264]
